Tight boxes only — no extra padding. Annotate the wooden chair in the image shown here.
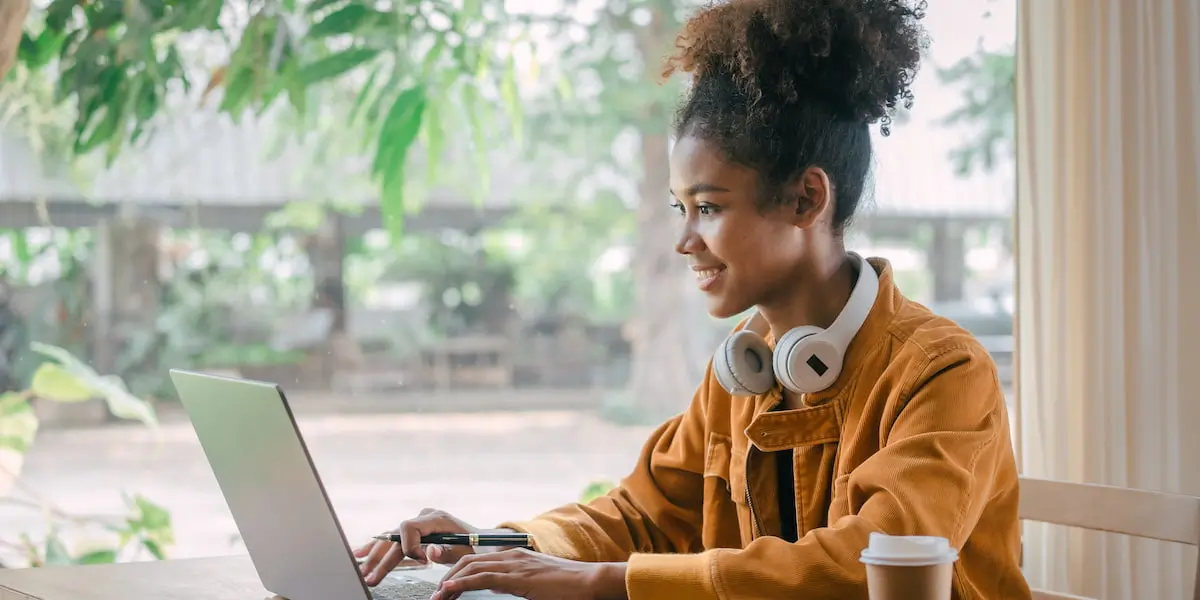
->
[1018,476,1200,600]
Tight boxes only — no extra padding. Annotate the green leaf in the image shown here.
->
[370,85,425,178]
[306,0,348,14]
[29,342,100,378]
[348,66,380,125]
[421,37,446,77]
[77,550,118,564]
[0,393,38,453]
[134,495,172,532]
[142,538,166,560]
[298,47,380,86]
[423,102,445,183]
[500,54,523,146]
[96,375,158,426]
[44,534,72,566]
[29,363,94,403]
[29,342,158,427]
[462,83,489,205]
[372,85,427,241]
[11,231,30,278]
[45,0,77,31]
[308,4,379,38]
[579,479,616,503]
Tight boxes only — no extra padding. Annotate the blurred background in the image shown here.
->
[0,0,1015,568]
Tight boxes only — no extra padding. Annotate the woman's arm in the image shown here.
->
[497,369,719,563]
[623,345,1020,600]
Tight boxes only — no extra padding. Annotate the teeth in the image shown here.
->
[695,269,721,280]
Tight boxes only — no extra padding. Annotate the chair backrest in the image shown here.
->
[1018,476,1200,600]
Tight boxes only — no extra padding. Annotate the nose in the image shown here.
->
[674,220,703,255]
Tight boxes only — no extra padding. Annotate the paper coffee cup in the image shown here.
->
[859,533,958,600]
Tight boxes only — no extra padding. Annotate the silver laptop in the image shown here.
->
[169,369,512,600]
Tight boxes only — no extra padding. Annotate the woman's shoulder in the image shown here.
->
[886,299,998,369]
[866,299,1006,421]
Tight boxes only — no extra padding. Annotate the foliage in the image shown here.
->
[936,0,1015,177]
[353,230,516,337]
[0,61,82,183]
[0,342,171,568]
[490,192,636,322]
[937,47,1015,176]
[14,0,539,241]
[578,479,615,504]
[117,229,313,399]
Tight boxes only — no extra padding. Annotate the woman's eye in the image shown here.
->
[697,204,717,216]
[669,201,685,215]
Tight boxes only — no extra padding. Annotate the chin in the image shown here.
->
[705,296,751,320]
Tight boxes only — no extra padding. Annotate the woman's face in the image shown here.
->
[668,135,813,319]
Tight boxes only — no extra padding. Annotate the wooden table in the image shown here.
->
[0,555,502,600]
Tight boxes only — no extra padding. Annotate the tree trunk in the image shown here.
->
[628,132,700,417]
[0,0,28,80]
[302,212,361,388]
[626,4,703,419]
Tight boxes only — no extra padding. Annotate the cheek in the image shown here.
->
[696,219,745,261]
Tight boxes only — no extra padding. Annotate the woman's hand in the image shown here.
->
[432,548,628,600]
[354,508,483,586]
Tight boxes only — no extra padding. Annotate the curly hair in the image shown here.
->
[662,0,928,231]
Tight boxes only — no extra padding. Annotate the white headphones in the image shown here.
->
[712,252,879,396]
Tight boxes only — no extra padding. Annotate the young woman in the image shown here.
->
[357,0,1030,598]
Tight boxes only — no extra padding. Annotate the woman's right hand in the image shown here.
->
[354,508,480,586]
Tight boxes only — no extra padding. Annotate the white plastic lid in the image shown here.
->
[859,533,959,567]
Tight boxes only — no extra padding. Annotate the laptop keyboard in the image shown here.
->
[370,575,441,600]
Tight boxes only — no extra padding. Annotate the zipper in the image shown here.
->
[744,449,761,539]
[743,391,783,540]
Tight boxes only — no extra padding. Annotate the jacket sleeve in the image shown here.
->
[497,372,713,561]
[622,345,1014,600]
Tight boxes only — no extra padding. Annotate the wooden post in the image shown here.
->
[0,0,27,81]
[301,211,360,389]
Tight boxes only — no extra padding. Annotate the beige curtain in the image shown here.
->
[1015,0,1200,598]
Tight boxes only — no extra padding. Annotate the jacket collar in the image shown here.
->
[745,257,903,451]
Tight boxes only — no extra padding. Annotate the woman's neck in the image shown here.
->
[758,251,858,343]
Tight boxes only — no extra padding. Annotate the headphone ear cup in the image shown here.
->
[712,330,776,396]
[772,325,825,394]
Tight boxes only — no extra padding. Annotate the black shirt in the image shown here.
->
[777,449,798,542]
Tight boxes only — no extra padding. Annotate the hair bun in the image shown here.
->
[664,0,929,133]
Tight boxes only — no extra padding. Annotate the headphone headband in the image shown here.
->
[712,252,880,396]
[740,252,877,346]
[822,252,878,350]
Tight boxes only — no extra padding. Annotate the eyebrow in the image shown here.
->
[669,183,732,197]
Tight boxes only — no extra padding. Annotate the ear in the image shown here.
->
[787,167,833,229]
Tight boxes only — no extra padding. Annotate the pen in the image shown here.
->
[373,532,534,548]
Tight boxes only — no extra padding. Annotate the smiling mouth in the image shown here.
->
[693,266,726,291]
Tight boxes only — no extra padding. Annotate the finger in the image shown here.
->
[442,572,512,595]
[398,518,430,562]
[353,540,374,558]
[440,551,489,582]
[440,551,511,584]
[427,542,473,565]
[365,543,405,586]
[359,540,390,577]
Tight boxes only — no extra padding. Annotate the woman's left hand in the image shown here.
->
[432,548,627,600]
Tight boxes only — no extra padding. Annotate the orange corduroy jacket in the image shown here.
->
[502,257,1032,600]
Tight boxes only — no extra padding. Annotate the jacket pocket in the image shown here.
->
[703,432,733,488]
[829,473,852,522]
[702,432,745,549]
